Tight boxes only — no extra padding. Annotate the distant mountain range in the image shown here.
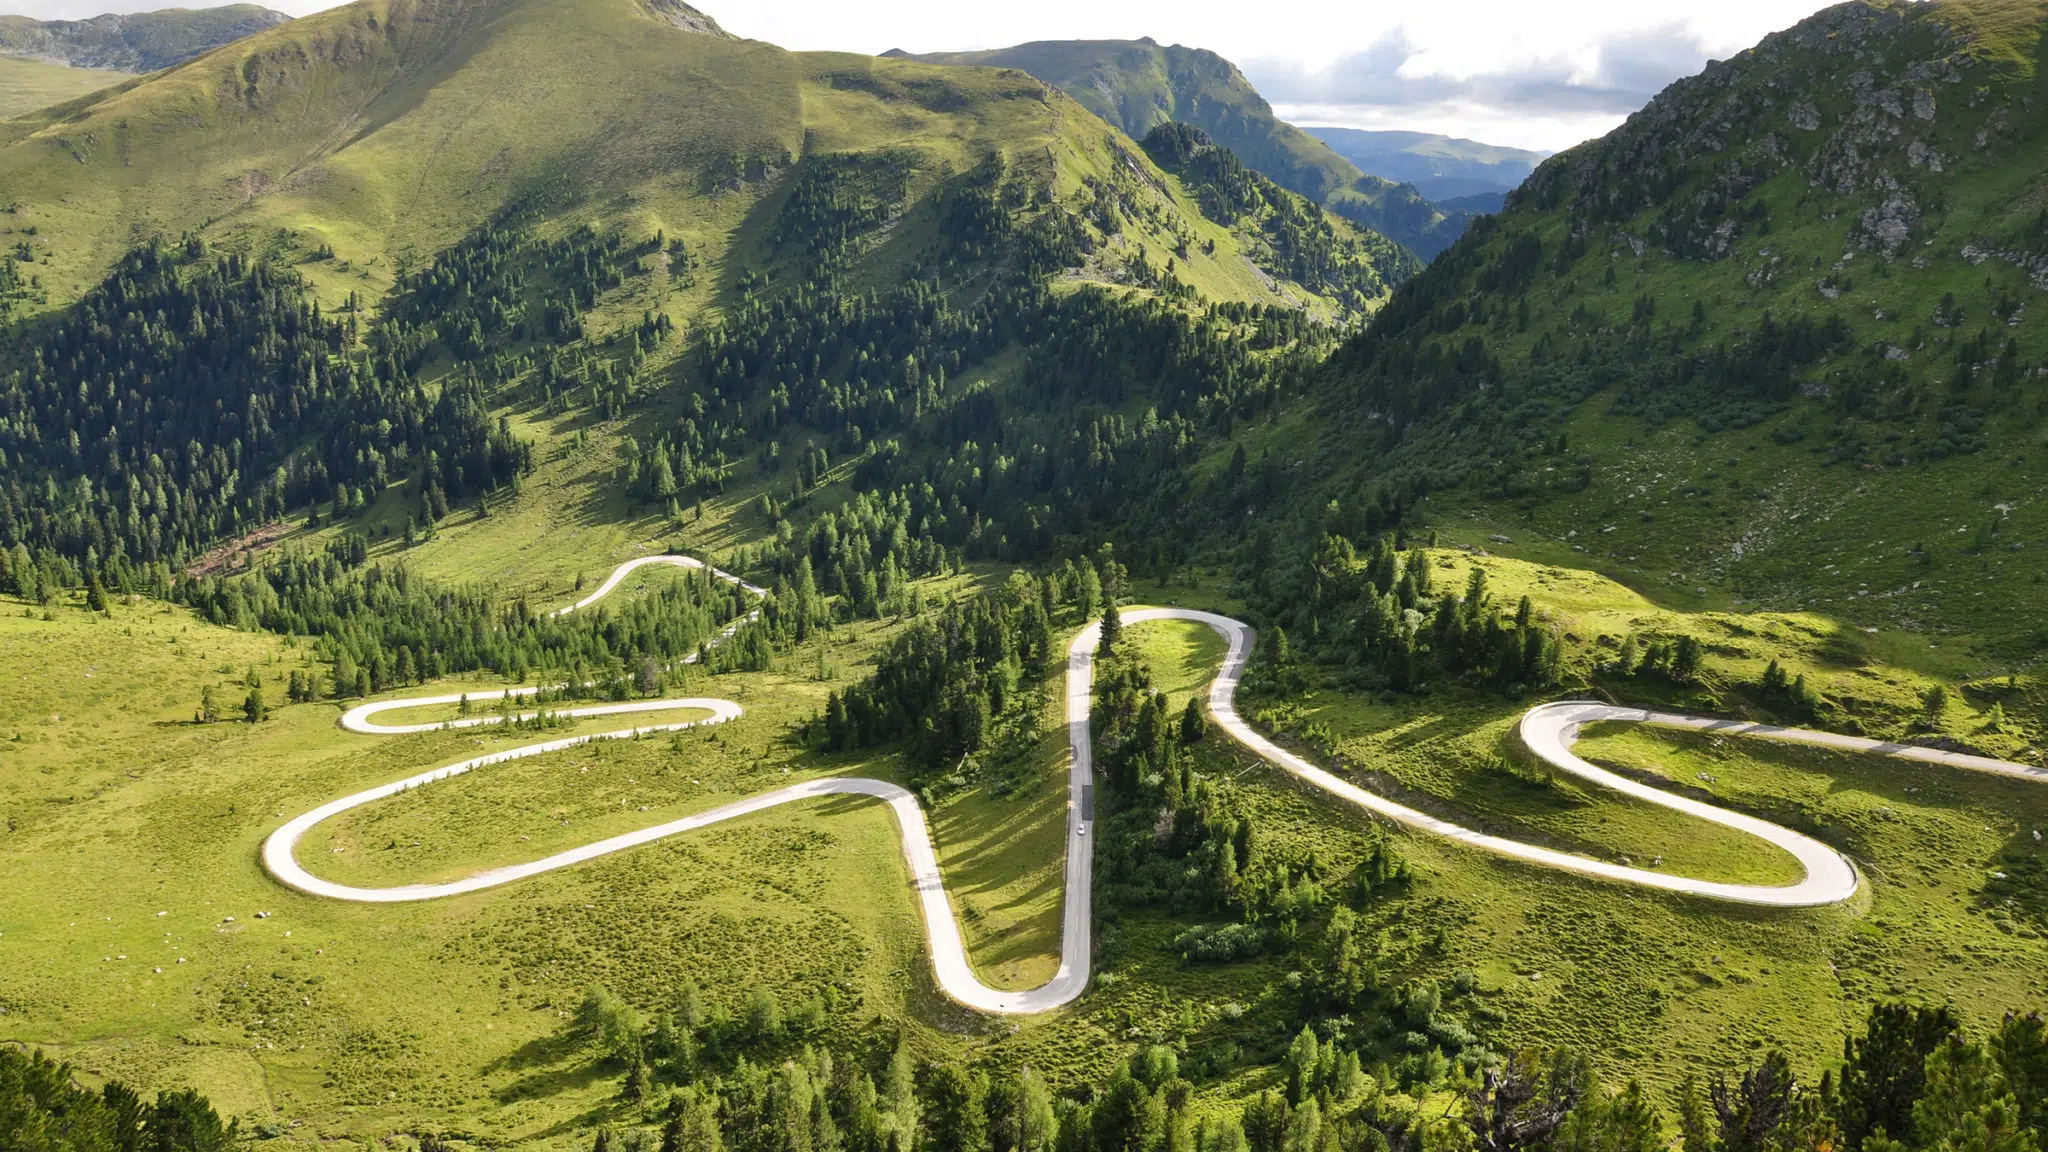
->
[0,7,1542,258]
[0,5,289,72]
[1300,127,1549,203]
[890,38,1477,259]
[1,0,1408,324]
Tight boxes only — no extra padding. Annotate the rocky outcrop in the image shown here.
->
[635,0,733,37]
[1513,0,2022,265]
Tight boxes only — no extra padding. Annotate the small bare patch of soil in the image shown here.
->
[183,521,294,577]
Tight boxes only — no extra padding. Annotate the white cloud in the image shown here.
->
[0,0,1843,151]
[1278,104,1612,158]
[1242,18,1742,153]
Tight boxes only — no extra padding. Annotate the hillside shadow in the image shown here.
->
[485,1030,611,1103]
[1979,821,2047,930]
[482,1026,582,1076]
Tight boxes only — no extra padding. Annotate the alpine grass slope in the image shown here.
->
[0,0,1404,317]
[1297,0,2048,648]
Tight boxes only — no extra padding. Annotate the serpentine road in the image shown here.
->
[264,560,2045,1013]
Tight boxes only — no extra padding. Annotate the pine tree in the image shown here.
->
[1994,1011,2048,1134]
[1671,635,1703,683]
[743,985,782,1045]
[922,1065,990,1152]
[1267,627,1290,668]
[333,650,358,699]
[1099,603,1123,656]
[882,1036,918,1150]
[1910,1034,2033,1152]
[1013,1065,1055,1152]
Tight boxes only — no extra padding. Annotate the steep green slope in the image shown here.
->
[1299,0,2048,649]
[0,0,804,308]
[895,39,1356,201]
[1141,121,1419,313]
[1303,125,1548,202]
[894,38,1474,258]
[0,0,1404,585]
[0,0,1381,321]
[0,4,289,72]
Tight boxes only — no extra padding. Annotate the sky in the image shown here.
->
[1,0,1846,152]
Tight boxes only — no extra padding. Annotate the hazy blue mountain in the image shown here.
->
[1301,126,1547,202]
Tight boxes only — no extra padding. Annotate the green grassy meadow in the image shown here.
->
[4,546,2048,1143]
[0,57,123,119]
[0,587,971,1144]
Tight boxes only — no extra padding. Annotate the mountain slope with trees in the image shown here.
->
[1274,0,2048,647]
[894,38,1476,258]
[0,0,1397,319]
[0,0,1409,587]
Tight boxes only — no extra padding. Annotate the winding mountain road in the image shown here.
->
[263,566,2045,1014]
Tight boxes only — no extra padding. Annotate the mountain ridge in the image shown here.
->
[1302,125,1548,202]
[1,0,1401,320]
[896,37,1476,258]
[0,4,290,72]
[1294,0,2048,644]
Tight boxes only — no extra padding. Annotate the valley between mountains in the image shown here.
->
[2,0,2048,1149]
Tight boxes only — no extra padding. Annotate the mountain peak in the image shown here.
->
[631,0,731,37]
[902,37,1473,258]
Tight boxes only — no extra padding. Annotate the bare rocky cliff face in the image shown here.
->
[634,0,732,37]
[0,5,291,73]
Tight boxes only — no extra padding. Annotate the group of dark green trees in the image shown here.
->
[536,998,2047,1152]
[1242,535,1561,696]
[0,241,529,581]
[1087,608,1347,952]
[181,541,750,698]
[1139,123,1414,314]
[1,1046,235,1152]
[10,999,2041,1152]
[819,556,1119,771]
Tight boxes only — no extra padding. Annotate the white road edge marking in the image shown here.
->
[266,585,2045,1013]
